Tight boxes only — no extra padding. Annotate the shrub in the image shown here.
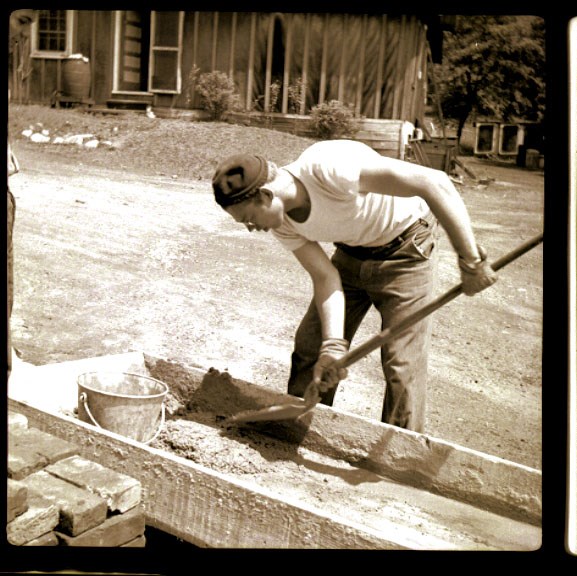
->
[287,77,306,114]
[190,68,240,120]
[309,100,359,139]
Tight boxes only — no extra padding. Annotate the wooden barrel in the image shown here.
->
[62,58,91,99]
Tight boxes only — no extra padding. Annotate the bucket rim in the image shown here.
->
[77,371,168,399]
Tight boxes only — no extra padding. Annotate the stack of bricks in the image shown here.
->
[7,410,146,547]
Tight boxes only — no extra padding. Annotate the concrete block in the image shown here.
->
[55,506,145,547]
[46,455,141,513]
[22,470,108,536]
[24,531,59,546]
[7,478,29,522]
[7,490,60,546]
[9,427,79,480]
[8,444,49,480]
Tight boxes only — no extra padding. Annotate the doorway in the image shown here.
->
[114,10,151,94]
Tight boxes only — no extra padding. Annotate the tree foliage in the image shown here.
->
[435,15,545,140]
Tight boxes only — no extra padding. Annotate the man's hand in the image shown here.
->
[459,245,498,296]
[313,338,349,391]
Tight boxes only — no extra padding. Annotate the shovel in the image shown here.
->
[226,232,544,424]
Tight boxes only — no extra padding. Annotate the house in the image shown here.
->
[9,10,454,160]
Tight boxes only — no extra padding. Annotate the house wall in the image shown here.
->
[11,10,430,126]
[185,12,428,122]
[9,11,115,105]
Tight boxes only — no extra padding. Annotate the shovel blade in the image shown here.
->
[225,401,313,424]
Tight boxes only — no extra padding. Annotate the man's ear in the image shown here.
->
[257,188,274,204]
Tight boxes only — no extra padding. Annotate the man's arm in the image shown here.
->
[292,240,349,388]
[292,240,345,340]
[359,155,497,295]
[359,155,482,263]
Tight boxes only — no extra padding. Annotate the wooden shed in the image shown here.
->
[9,10,452,159]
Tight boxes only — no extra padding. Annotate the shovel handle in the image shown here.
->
[333,232,543,370]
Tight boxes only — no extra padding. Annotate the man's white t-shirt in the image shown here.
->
[272,139,431,252]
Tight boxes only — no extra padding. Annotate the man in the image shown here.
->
[7,124,19,382]
[212,139,497,432]
[8,9,34,381]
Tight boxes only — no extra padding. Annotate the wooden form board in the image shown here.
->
[9,398,414,549]
[8,352,541,532]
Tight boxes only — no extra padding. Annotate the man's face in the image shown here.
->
[225,190,284,232]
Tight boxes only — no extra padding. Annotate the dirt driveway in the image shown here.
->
[9,142,544,470]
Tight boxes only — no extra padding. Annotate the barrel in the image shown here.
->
[62,58,91,99]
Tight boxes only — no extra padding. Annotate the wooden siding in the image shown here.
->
[12,11,429,127]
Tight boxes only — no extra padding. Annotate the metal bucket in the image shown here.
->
[77,372,168,444]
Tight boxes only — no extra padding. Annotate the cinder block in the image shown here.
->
[22,470,108,536]
[7,478,29,522]
[46,455,141,513]
[55,505,146,547]
[8,410,28,431]
[8,427,78,480]
[24,531,59,546]
[6,490,60,546]
[8,445,49,480]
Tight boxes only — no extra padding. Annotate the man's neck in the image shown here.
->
[284,173,311,223]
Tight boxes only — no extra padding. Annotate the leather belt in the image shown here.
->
[334,216,432,261]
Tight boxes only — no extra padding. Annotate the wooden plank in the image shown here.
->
[338,14,347,103]
[355,14,368,117]
[374,15,387,118]
[392,16,406,119]
[228,12,237,78]
[357,140,400,152]
[401,16,418,121]
[414,27,427,123]
[8,398,415,549]
[246,13,256,111]
[211,12,218,72]
[264,14,274,111]
[300,13,311,115]
[409,23,424,121]
[319,13,329,104]
[281,14,293,114]
[192,11,199,68]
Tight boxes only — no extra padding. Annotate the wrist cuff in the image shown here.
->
[458,245,487,272]
[319,338,349,355]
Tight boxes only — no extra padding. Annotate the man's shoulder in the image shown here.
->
[294,140,374,169]
[305,139,371,154]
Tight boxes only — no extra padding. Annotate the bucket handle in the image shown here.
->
[79,392,165,445]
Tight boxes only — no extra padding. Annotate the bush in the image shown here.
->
[191,69,240,120]
[309,100,359,139]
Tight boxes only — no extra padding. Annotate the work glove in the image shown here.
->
[313,338,350,392]
[459,245,498,296]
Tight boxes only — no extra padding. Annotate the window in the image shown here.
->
[31,10,74,58]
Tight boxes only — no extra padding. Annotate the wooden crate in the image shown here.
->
[225,112,411,160]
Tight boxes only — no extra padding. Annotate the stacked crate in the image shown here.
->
[7,411,145,547]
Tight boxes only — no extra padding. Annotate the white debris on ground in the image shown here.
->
[21,123,115,149]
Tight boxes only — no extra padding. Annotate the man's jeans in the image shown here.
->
[287,214,439,433]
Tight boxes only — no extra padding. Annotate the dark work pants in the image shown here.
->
[287,214,438,433]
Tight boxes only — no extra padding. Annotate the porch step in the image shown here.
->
[106,98,152,111]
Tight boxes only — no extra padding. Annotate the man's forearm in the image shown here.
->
[314,282,346,341]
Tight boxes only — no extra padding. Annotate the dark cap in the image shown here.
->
[212,154,269,208]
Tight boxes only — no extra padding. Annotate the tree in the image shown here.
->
[434,15,545,145]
